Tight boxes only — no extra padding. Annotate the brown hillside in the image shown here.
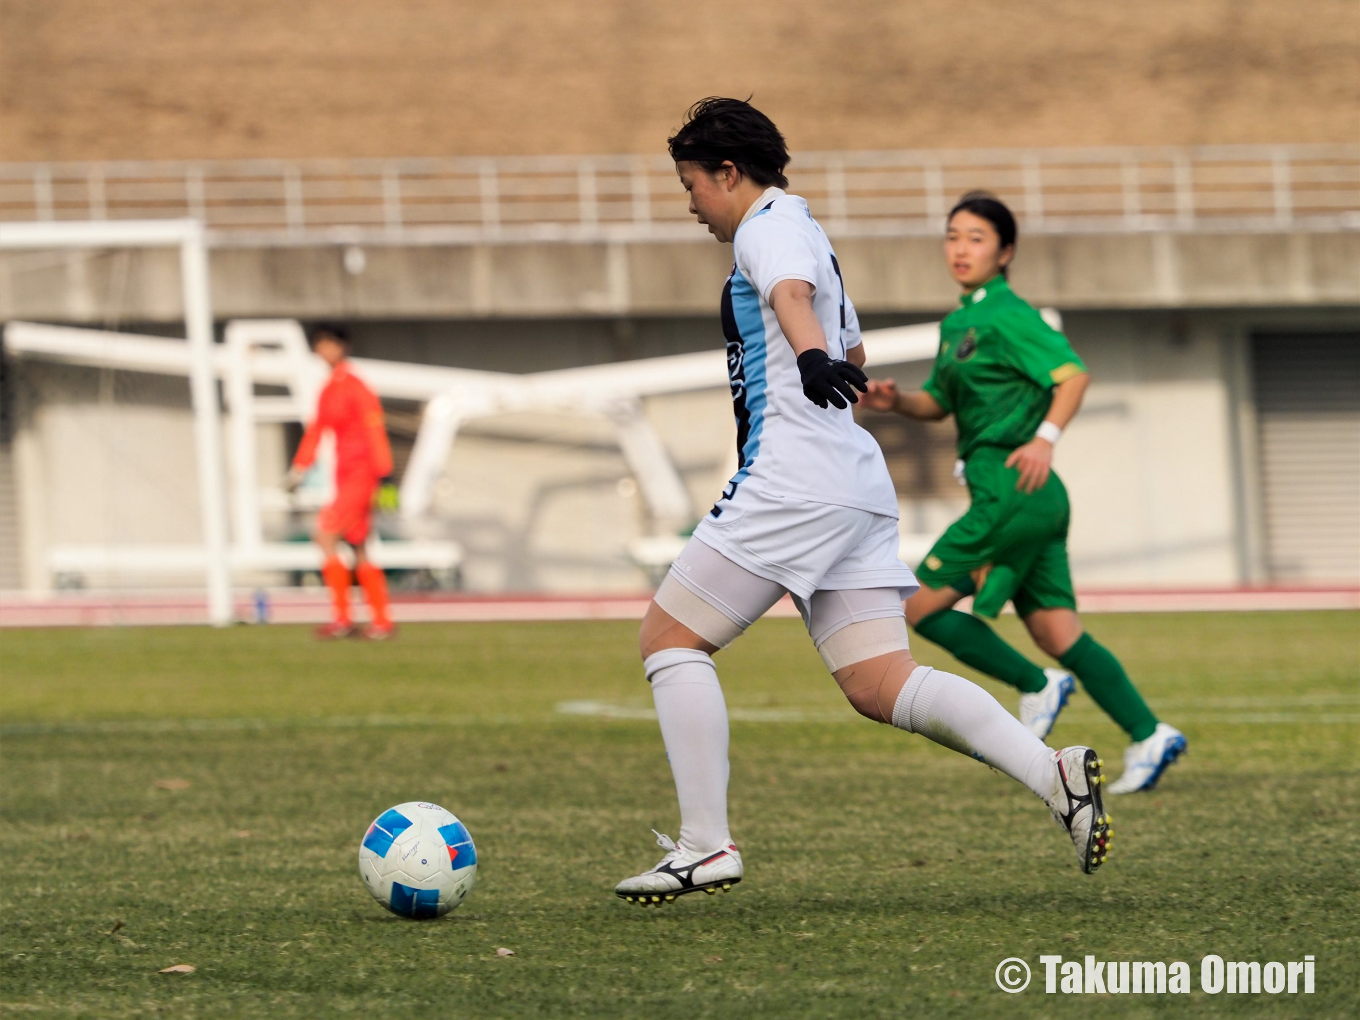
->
[1,0,1356,162]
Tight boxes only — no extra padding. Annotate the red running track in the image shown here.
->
[0,587,1356,628]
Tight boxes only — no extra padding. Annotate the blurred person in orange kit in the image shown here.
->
[285,324,399,640]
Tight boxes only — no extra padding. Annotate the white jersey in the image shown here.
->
[712,189,899,520]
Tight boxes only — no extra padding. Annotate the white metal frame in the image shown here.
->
[0,220,232,625]
[222,318,327,551]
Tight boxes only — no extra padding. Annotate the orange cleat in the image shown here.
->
[314,621,356,640]
[363,621,398,641]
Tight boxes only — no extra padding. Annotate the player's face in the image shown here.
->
[313,336,347,367]
[945,211,1014,290]
[677,162,739,243]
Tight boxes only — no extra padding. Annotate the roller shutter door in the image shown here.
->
[1252,333,1360,583]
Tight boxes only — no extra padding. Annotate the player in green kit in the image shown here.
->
[863,192,1185,794]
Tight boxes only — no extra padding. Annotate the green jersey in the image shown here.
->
[922,275,1086,461]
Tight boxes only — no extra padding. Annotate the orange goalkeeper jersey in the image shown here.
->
[292,361,393,481]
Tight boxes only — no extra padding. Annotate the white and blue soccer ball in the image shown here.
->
[358,802,477,919]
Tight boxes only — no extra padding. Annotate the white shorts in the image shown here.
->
[656,538,913,664]
[690,488,918,601]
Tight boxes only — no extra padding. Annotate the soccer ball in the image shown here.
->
[358,802,477,919]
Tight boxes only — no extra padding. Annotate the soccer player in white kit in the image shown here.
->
[615,99,1113,905]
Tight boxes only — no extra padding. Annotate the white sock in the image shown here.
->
[891,665,1055,800]
[644,648,732,854]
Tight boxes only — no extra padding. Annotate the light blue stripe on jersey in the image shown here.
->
[730,269,768,483]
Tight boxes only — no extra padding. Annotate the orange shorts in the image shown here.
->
[318,477,376,546]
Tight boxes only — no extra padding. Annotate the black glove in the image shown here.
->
[797,349,868,409]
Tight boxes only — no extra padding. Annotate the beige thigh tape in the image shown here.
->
[654,572,747,649]
[817,616,911,672]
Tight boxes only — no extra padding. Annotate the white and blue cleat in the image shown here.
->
[1108,723,1188,794]
[1019,668,1076,740]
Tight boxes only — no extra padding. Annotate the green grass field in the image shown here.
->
[2,612,1357,1018]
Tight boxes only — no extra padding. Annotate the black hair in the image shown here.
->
[948,191,1018,273]
[307,322,350,347]
[667,97,790,189]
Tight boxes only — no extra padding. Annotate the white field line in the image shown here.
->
[2,697,1357,736]
[0,714,523,737]
[1174,713,1360,724]
[1070,693,1360,710]
[554,700,1360,726]
[555,700,850,723]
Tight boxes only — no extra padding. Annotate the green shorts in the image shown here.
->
[915,446,1077,619]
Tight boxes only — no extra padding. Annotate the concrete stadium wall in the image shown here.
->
[8,362,289,592]
[10,363,202,590]
[3,231,1358,326]
[1061,316,1239,587]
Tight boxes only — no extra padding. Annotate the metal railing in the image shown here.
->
[1,145,1356,246]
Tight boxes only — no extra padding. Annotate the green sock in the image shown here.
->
[914,609,1048,694]
[1060,633,1159,742]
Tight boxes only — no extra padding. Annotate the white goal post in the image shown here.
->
[0,219,232,625]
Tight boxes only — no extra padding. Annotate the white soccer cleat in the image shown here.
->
[1019,668,1076,739]
[1047,746,1112,874]
[614,831,743,905]
[1108,723,1188,795]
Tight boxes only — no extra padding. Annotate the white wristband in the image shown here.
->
[1036,420,1063,445]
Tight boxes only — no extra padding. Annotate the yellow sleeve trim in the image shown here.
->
[1049,362,1085,385]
